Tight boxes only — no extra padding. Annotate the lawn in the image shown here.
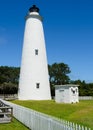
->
[0,118,29,130]
[11,100,93,129]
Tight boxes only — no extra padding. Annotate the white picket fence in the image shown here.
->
[79,96,93,100]
[1,100,91,130]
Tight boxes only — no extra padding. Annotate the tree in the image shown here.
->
[1,82,18,94]
[70,80,93,96]
[0,66,20,84]
[48,62,71,96]
[49,63,71,85]
[0,66,20,94]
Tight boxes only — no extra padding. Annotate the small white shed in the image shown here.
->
[55,84,79,103]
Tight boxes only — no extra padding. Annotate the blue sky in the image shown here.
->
[0,0,93,82]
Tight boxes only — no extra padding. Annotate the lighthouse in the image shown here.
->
[18,5,51,100]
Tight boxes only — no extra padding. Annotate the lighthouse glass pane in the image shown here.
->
[36,83,40,88]
[35,49,38,55]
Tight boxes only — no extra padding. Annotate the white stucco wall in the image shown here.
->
[18,11,51,100]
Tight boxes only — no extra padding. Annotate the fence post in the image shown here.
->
[72,122,75,130]
[75,124,78,130]
[78,125,81,130]
[11,107,13,122]
[48,118,53,130]
[69,122,72,130]
[81,125,84,130]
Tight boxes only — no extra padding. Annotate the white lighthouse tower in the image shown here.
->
[18,5,51,100]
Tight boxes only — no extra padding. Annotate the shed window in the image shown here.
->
[59,90,64,92]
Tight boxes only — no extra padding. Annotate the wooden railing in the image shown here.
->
[0,94,17,100]
[79,96,93,100]
[0,100,13,123]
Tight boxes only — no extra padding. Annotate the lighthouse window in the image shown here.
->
[35,49,38,55]
[36,83,40,88]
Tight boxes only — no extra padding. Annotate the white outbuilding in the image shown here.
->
[55,84,79,103]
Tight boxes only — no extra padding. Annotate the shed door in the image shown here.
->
[59,90,64,102]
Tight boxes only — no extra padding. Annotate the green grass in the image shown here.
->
[11,100,93,129]
[0,118,29,130]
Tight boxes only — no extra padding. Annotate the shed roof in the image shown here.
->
[55,84,79,88]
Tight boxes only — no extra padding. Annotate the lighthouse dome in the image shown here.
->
[29,5,39,13]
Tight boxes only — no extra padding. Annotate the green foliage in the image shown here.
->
[0,65,93,96]
[70,80,93,96]
[11,100,93,129]
[0,66,20,84]
[0,66,19,94]
[48,63,71,96]
[48,63,71,84]
[0,82,18,94]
